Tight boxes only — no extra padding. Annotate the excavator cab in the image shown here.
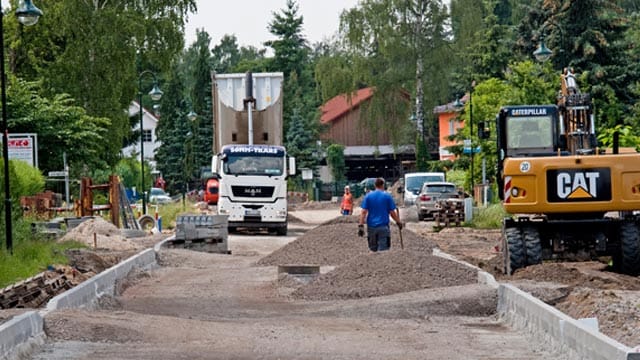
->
[498,105,558,157]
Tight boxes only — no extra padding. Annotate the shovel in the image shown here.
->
[397,222,404,250]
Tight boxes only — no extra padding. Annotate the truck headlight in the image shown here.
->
[218,208,229,215]
[277,210,287,218]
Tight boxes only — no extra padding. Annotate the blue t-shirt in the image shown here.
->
[361,189,397,227]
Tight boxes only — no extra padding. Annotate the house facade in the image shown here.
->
[121,101,161,169]
[433,95,467,161]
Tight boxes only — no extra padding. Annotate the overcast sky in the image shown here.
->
[184,0,360,49]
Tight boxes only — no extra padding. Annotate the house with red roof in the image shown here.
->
[319,87,414,181]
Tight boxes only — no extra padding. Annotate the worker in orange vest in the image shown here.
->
[340,185,354,215]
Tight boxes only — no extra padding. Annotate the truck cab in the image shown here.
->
[212,144,295,235]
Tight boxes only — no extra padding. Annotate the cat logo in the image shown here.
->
[546,168,611,203]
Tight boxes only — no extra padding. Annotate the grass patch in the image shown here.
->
[470,203,509,229]
[150,198,201,230]
[0,218,86,288]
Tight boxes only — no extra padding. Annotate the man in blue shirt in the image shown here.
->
[358,178,403,252]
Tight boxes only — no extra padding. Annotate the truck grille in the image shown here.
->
[231,186,275,198]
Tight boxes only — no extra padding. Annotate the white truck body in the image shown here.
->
[211,72,294,235]
[212,72,284,152]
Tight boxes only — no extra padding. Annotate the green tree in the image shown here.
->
[266,0,320,165]
[189,30,214,179]
[7,77,110,176]
[515,0,638,129]
[326,144,346,181]
[6,0,196,166]
[286,108,316,170]
[265,0,309,80]
[155,62,191,194]
[211,35,242,74]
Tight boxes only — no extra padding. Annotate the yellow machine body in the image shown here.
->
[502,152,640,215]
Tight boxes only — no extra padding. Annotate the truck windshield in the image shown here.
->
[506,116,553,149]
[223,155,284,176]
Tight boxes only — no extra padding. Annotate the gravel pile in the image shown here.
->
[256,221,478,300]
[291,251,478,300]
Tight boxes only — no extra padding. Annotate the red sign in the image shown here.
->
[8,139,31,147]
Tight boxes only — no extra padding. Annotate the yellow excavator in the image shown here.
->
[496,68,640,275]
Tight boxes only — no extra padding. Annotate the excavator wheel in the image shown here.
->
[503,227,525,275]
[523,226,542,266]
[619,221,640,275]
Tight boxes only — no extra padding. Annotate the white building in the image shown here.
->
[122,101,161,169]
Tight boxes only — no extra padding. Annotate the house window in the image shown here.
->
[232,133,237,142]
[142,129,152,142]
[263,132,269,141]
[448,120,455,136]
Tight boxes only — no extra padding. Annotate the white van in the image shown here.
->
[402,172,446,205]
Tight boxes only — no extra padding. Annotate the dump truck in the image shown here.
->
[211,72,295,235]
[497,67,640,275]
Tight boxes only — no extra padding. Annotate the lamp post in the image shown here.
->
[469,80,475,199]
[2,1,43,253]
[138,71,163,215]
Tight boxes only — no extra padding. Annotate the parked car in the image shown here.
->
[358,177,388,194]
[359,178,377,193]
[204,178,219,205]
[415,182,459,221]
[402,172,446,205]
[148,187,172,204]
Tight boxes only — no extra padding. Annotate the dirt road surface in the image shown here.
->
[29,208,577,360]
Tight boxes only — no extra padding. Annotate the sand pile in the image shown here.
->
[59,218,137,251]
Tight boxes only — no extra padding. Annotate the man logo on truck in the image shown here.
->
[245,188,262,196]
[546,168,611,202]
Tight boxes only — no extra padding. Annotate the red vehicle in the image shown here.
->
[204,178,219,205]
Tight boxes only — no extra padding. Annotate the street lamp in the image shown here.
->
[533,20,565,63]
[2,1,43,252]
[138,71,162,215]
[533,37,553,62]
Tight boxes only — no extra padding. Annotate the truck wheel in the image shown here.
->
[417,212,425,221]
[619,221,640,275]
[504,227,525,275]
[276,225,287,236]
[523,226,542,266]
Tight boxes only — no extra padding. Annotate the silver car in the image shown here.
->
[149,187,173,204]
[415,182,459,221]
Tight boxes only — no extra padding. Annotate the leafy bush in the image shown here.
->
[9,160,45,198]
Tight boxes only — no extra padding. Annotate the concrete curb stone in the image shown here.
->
[432,247,639,360]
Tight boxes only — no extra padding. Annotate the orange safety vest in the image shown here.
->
[341,192,353,211]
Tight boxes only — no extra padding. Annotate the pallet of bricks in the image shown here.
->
[434,199,464,227]
[0,268,77,309]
